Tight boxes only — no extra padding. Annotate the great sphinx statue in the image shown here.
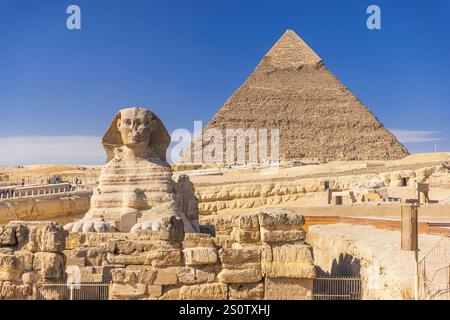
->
[64,107,198,233]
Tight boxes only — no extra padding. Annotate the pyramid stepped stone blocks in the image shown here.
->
[181,29,408,164]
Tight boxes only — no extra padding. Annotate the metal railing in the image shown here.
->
[313,276,362,300]
[419,236,450,300]
[0,183,92,201]
[35,282,111,300]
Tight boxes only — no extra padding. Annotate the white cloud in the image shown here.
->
[0,136,105,165]
[390,129,445,144]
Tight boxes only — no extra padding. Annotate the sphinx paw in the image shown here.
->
[130,218,164,233]
[64,220,117,233]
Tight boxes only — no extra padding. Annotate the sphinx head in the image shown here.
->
[102,107,171,162]
[116,108,155,151]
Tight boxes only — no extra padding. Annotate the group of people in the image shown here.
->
[0,188,14,198]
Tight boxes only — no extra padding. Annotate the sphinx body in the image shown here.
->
[64,107,198,233]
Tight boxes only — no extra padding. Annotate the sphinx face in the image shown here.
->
[117,108,155,150]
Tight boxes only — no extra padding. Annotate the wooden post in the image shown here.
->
[401,204,419,299]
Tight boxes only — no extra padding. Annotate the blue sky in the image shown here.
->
[0,0,449,164]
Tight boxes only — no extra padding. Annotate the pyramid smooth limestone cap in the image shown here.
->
[263,29,322,68]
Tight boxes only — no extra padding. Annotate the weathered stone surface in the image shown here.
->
[0,247,14,255]
[184,247,217,266]
[217,247,262,283]
[0,281,32,299]
[180,283,228,300]
[176,266,217,284]
[126,266,158,284]
[261,243,315,279]
[111,268,137,284]
[33,252,65,279]
[153,267,178,285]
[264,278,313,300]
[112,283,147,300]
[229,282,264,300]
[231,229,260,243]
[79,266,104,282]
[21,271,39,284]
[147,284,163,299]
[0,225,16,246]
[219,247,261,266]
[258,209,305,230]
[232,214,260,231]
[145,248,181,267]
[159,285,181,300]
[217,266,262,284]
[11,221,66,252]
[0,254,24,281]
[260,229,306,243]
[107,253,146,265]
[183,233,215,248]
[112,266,158,285]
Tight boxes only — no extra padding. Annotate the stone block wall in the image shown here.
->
[0,221,66,299]
[0,209,315,300]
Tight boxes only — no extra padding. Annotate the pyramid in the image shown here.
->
[182,29,408,163]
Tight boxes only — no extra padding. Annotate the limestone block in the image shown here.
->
[0,248,13,255]
[107,253,147,265]
[66,232,128,250]
[229,282,264,300]
[147,284,163,299]
[12,221,66,253]
[176,266,217,284]
[0,254,24,281]
[66,256,86,268]
[17,252,34,270]
[126,266,158,284]
[260,229,306,243]
[21,271,40,284]
[261,244,315,279]
[145,248,181,267]
[33,252,65,279]
[264,278,313,300]
[80,267,104,282]
[112,283,147,300]
[218,247,261,266]
[153,267,179,285]
[183,233,215,248]
[0,281,32,299]
[217,265,262,284]
[184,247,217,266]
[232,214,260,231]
[180,283,228,300]
[258,209,305,231]
[0,225,16,246]
[212,216,234,235]
[85,247,107,266]
[159,285,181,300]
[107,239,157,255]
[231,229,260,243]
[111,268,137,283]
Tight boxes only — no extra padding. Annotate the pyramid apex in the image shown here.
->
[263,29,322,68]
